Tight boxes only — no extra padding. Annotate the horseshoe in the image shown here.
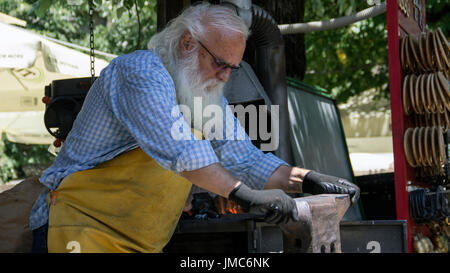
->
[418,33,431,71]
[436,27,450,54]
[443,110,450,130]
[426,73,437,113]
[405,35,415,73]
[420,74,431,113]
[400,36,408,72]
[434,29,450,69]
[409,35,426,72]
[415,74,425,114]
[433,73,450,112]
[430,126,438,166]
[402,75,412,115]
[409,74,419,113]
[432,30,444,71]
[426,31,435,70]
[423,127,433,166]
[430,73,445,114]
[417,127,426,166]
[411,127,421,166]
[436,125,445,165]
[436,71,449,98]
[404,127,417,167]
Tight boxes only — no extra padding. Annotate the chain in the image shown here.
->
[134,0,141,50]
[89,0,95,83]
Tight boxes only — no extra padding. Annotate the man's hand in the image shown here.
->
[228,183,299,224]
[302,171,360,204]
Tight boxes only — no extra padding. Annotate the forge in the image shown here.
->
[164,193,352,253]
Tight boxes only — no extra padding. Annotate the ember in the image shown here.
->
[214,196,243,215]
[181,193,244,220]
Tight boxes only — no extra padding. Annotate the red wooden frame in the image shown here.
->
[386,0,427,253]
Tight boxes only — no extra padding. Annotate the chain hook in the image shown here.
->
[89,0,95,84]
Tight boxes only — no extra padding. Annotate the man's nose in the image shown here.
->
[216,68,231,83]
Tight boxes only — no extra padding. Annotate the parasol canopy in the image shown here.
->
[0,21,112,144]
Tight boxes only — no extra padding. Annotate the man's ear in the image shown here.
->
[180,31,195,54]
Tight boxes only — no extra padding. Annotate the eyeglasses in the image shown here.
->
[196,40,241,71]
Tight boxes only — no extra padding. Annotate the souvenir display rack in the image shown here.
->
[386,0,449,253]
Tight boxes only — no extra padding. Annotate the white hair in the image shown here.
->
[147,2,248,132]
[147,2,249,69]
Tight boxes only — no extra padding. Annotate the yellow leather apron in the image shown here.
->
[47,147,193,253]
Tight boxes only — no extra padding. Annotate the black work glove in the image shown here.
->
[228,183,299,225]
[302,171,360,205]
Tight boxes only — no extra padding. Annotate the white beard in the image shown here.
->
[170,55,225,132]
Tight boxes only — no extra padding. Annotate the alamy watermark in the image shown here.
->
[170,97,280,152]
[367,0,381,6]
[67,0,83,5]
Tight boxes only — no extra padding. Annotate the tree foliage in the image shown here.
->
[302,0,389,103]
[303,0,448,104]
[0,0,157,56]
[237,0,390,104]
[0,0,158,182]
[426,0,449,36]
[0,134,53,182]
[2,0,448,103]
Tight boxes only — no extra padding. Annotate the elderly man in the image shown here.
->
[30,3,359,253]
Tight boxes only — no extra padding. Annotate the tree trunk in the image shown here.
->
[157,0,190,31]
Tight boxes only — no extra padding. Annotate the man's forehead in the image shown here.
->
[205,32,245,66]
[201,27,246,58]
[203,26,245,44]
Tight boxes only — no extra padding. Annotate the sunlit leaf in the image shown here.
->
[116,6,126,18]
[35,0,52,17]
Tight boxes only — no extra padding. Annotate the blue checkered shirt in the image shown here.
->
[29,50,288,230]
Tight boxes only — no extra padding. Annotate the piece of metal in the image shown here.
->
[246,4,292,164]
[223,60,272,105]
[280,194,351,253]
[221,0,252,10]
[278,2,387,35]
[220,0,252,29]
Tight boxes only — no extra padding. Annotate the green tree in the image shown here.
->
[0,0,157,56]
[426,0,449,36]
[302,0,389,104]
[0,0,157,182]
[302,0,448,104]
[0,133,53,182]
[239,0,390,104]
[3,0,447,103]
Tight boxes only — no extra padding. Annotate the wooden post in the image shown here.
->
[157,0,190,31]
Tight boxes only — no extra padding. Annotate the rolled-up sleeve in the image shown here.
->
[210,98,290,190]
[110,58,219,173]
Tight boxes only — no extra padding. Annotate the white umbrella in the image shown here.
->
[0,111,51,144]
[0,22,112,144]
